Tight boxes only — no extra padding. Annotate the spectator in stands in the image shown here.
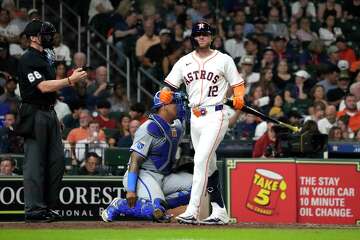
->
[233,113,257,140]
[337,115,353,139]
[136,19,160,67]
[317,0,342,22]
[344,0,360,20]
[336,37,357,66]
[253,123,278,158]
[54,97,71,122]
[317,104,337,134]
[67,52,87,77]
[144,28,174,82]
[296,17,318,44]
[258,67,277,99]
[108,113,130,146]
[238,55,259,95]
[112,11,139,67]
[317,65,339,94]
[233,9,255,37]
[298,39,327,70]
[291,0,316,20]
[75,120,108,161]
[271,35,296,64]
[55,61,67,80]
[67,110,106,161]
[0,77,19,104]
[327,71,351,106]
[273,59,293,94]
[355,129,360,141]
[328,126,343,141]
[325,45,340,68]
[87,66,111,107]
[248,83,270,113]
[310,85,328,106]
[107,82,130,113]
[0,40,17,78]
[269,94,284,119]
[212,35,227,54]
[88,0,114,23]
[225,23,246,59]
[77,152,102,176]
[260,47,278,71]
[0,8,20,44]
[62,102,83,129]
[243,37,261,71]
[94,100,116,129]
[264,7,289,39]
[129,103,148,124]
[0,156,17,176]
[53,32,71,66]
[27,8,40,21]
[319,14,343,46]
[337,94,360,132]
[117,119,141,148]
[283,70,312,115]
[305,101,326,122]
[0,112,23,153]
[9,31,29,59]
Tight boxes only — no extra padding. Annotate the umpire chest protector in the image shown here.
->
[18,47,57,105]
[146,114,182,175]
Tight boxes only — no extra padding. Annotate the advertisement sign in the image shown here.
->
[297,162,360,224]
[227,160,297,223]
[0,176,125,221]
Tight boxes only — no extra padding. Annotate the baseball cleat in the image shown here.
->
[101,197,121,222]
[199,211,229,225]
[176,213,198,225]
[152,208,165,220]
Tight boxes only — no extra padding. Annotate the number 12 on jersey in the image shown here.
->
[208,85,218,97]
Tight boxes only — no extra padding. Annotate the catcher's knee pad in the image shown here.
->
[165,190,191,209]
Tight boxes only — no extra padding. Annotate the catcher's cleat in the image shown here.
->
[152,207,165,220]
[101,197,121,222]
[176,213,198,225]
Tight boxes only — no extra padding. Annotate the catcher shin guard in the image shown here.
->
[207,170,225,208]
[165,190,191,209]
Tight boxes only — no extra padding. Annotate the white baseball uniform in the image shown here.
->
[165,49,244,218]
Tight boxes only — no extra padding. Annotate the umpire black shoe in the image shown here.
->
[25,211,54,223]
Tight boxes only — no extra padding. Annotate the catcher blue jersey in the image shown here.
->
[130,114,184,175]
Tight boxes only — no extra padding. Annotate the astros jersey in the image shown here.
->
[165,50,244,107]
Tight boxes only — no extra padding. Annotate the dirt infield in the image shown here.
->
[0,221,359,230]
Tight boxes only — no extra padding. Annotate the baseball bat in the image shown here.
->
[225,99,301,133]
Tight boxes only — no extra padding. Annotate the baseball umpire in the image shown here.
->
[101,90,192,222]
[17,19,87,222]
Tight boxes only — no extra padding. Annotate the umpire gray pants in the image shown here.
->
[23,109,64,214]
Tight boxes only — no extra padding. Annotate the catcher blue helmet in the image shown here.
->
[152,91,184,110]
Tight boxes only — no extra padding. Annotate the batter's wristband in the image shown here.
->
[127,172,138,192]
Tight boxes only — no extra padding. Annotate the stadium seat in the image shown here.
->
[104,147,130,175]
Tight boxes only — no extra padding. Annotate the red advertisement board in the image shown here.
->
[227,160,360,225]
[297,162,360,224]
[227,160,297,223]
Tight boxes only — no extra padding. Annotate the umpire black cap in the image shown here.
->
[23,19,56,37]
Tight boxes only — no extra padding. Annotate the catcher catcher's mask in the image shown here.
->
[23,19,56,49]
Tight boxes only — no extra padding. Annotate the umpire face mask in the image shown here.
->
[38,21,56,49]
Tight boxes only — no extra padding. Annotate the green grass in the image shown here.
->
[1,228,360,240]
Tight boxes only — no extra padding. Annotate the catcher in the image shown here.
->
[101,90,192,222]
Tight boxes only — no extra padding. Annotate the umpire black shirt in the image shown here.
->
[18,47,57,106]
